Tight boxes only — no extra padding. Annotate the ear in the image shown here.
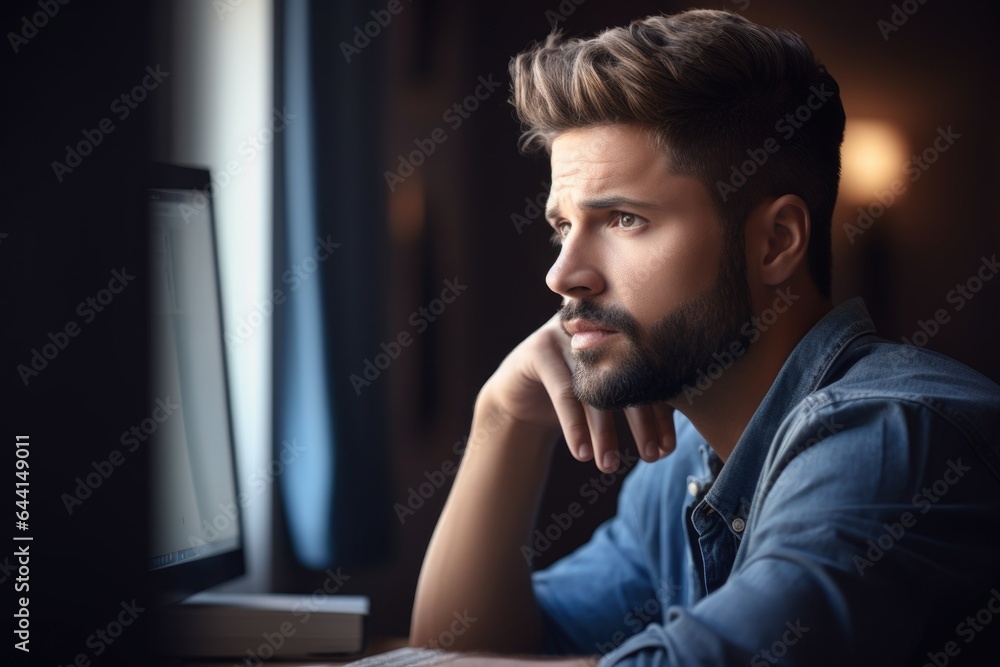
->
[748,194,811,287]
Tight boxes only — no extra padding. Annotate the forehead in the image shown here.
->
[547,125,711,220]
[548,125,674,206]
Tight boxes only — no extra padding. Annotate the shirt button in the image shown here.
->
[732,517,746,533]
[687,481,699,496]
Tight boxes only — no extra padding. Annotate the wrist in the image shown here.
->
[472,385,561,453]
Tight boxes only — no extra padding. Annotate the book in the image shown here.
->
[157,592,369,659]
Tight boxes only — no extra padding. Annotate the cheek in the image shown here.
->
[610,227,720,326]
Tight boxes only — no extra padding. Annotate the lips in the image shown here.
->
[562,319,616,336]
[562,319,619,350]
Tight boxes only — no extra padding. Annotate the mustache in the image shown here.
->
[558,300,641,340]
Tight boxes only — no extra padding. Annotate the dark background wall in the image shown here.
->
[269,0,1000,638]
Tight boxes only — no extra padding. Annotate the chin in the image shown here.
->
[571,360,686,411]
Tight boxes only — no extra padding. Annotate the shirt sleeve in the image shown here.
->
[532,434,704,655]
[596,399,1000,666]
[532,464,659,655]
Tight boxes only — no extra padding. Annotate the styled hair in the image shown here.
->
[509,9,845,299]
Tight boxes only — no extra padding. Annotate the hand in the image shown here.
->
[481,313,676,472]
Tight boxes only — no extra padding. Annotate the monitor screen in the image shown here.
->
[147,163,245,604]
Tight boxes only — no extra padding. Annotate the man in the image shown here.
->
[409,9,1000,665]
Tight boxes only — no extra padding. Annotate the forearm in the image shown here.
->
[410,392,559,653]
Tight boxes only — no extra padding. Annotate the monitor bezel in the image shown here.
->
[147,162,246,606]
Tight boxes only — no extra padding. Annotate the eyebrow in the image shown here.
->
[544,195,660,224]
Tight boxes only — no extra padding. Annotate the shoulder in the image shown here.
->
[832,334,1000,414]
[762,337,1000,503]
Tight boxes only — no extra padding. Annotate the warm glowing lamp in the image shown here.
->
[839,119,910,203]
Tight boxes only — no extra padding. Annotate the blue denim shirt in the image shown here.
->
[532,298,1000,665]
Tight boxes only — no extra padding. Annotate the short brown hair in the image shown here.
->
[509,9,845,299]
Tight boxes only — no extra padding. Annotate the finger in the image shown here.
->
[584,404,620,472]
[623,406,661,463]
[536,354,593,461]
[651,402,677,456]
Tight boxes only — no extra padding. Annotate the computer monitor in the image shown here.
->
[147,163,245,604]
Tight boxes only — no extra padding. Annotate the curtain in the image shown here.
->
[272,0,391,569]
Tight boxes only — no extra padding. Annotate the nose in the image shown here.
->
[545,232,606,299]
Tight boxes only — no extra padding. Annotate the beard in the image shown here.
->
[560,246,753,410]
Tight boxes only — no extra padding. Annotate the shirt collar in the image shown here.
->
[701,297,877,530]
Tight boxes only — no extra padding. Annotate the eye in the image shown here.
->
[614,212,642,229]
[549,221,570,247]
